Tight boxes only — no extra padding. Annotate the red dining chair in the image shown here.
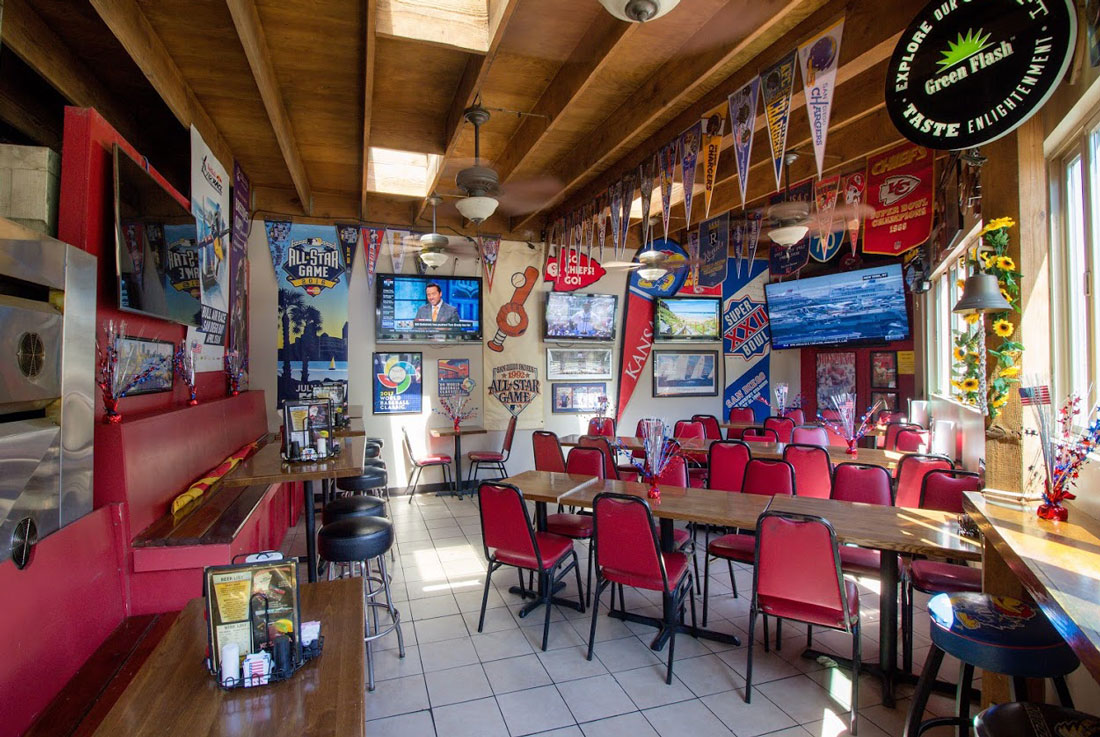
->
[477,482,584,650]
[651,450,702,587]
[402,427,454,503]
[791,425,828,446]
[578,434,621,481]
[707,440,751,493]
[674,420,708,483]
[747,510,861,734]
[895,428,932,453]
[901,469,983,672]
[727,407,755,439]
[692,414,723,440]
[782,408,806,425]
[587,416,616,437]
[587,492,696,684]
[741,426,779,443]
[821,408,842,422]
[878,411,908,425]
[822,424,850,448]
[884,422,922,451]
[468,415,517,483]
[532,430,566,473]
[702,458,796,625]
[783,444,833,499]
[545,448,605,606]
[831,462,894,580]
[764,416,795,444]
[894,454,953,508]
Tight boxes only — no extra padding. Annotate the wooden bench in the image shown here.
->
[133,481,276,548]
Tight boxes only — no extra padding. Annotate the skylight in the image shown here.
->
[365,147,443,198]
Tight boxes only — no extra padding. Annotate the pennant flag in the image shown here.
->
[701,103,728,218]
[698,211,730,292]
[336,223,360,279]
[742,209,764,278]
[659,140,678,239]
[596,196,608,261]
[265,219,292,272]
[863,143,933,256]
[386,228,410,273]
[620,172,636,258]
[797,19,844,179]
[680,121,702,228]
[363,226,384,289]
[686,229,701,292]
[761,50,798,192]
[841,172,866,256]
[809,175,844,262]
[639,154,655,246]
[729,77,761,209]
[730,215,745,280]
[480,235,501,290]
[583,201,594,259]
[609,180,623,258]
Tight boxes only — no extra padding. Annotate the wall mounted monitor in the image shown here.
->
[375,273,482,343]
[653,297,721,341]
[544,292,618,341]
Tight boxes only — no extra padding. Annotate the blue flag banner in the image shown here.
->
[722,257,770,421]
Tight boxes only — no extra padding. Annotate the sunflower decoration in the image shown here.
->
[992,319,1014,337]
[953,346,967,361]
[961,377,980,392]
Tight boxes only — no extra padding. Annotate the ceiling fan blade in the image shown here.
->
[495,175,563,216]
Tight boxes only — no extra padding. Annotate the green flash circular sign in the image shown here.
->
[886,0,1076,150]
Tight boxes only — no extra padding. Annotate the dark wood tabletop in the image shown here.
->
[221,436,367,487]
[332,419,365,438]
[429,424,488,437]
[719,421,886,437]
[91,578,365,737]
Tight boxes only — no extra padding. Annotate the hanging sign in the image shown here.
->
[362,226,384,289]
[798,19,845,179]
[620,173,636,258]
[723,256,770,422]
[639,155,656,246]
[885,0,1076,150]
[863,143,934,255]
[484,249,544,429]
[189,126,230,370]
[387,228,409,273]
[544,249,606,291]
[728,77,761,209]
[809,175,844,262]
[760,50,798,192]
[596,196,609,261]
[697,212,730,293]
[841,172,866,256]
[659,140,678,238]
[480,235,501,290]
[336,224,359,280]
[701,103,728,219]
[680,121,702,227]
[609,180,623,258]
[229,163,251,375]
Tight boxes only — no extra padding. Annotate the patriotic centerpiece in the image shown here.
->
[224,349,248,396]
[1020,383,1100,521]
[434,394,477,433]
[819,393,883,455]
[175,340,201,406]
[595,394,610,418]
[617,418,680,501]
[96,321,171,424]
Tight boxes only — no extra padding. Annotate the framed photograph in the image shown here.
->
[816,352,856,408]
[871,351,898,389]
[438,358,474,397]
[117,336,174,395]
[871,390,898,412]
[652,350,719,397]
[546,347,614,380]
[551,382,607,413]
[372,352,423,414]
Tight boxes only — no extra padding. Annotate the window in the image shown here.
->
[925,236,973,401]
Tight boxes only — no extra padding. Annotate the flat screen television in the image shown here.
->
[113,144,202,326]
[544,292,618,341]
[765,263,910,349]
[375,274,482,342]
[654,297,721,341]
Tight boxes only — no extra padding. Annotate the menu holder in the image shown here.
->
[282,398,336,461]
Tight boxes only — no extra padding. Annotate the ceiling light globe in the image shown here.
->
[598,0,679,23]
[637,266,668,281]
[419,250,449,269]
[767,224,809,247]
[455,196,499,224]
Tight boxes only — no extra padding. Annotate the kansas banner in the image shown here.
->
[797,19,845,179]
[229,163,251,385]
[863,143,933,255]
[723,257,770,421]
[267,221,349,409]
[485,243,544,430]
[701,103,728,219]
[189,125,230,370]
[728,76,761,209]
[761,51,798,192]
[680,121,702,227]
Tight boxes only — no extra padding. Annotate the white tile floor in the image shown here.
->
[281,491,977,737]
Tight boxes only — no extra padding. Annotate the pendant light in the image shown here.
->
[419,195,450,269]
[599,0,680,23]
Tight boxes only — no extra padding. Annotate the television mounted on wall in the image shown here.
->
[375,273,483,343]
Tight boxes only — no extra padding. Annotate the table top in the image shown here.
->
[505,470,978,559]
[91,578,365,737]
[719,421,886,437]
[963,492,1100,681]
[222,436,367,487]
[429,425,488,438]
[332,419,365,438]
[345,404,363,418]
[557,435,907,471]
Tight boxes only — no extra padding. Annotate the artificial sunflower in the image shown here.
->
[996,256,1016,271]
[953,346,967,361]
[961,377,980,392]
[951,380,964,391]
[1000,366,1021,378]
[981,255,995,269]
[1000,287,1013,303]
[964,313,982,325]
[956,279,966,290]
[991,393,1009,408]
[979,217,1016,237]
[993,319,1014,337]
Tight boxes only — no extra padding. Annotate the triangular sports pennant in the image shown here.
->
[687,229,701,291]
[841,171,866,256]
[659,140,678,239]
[680,121,702,228]
[730,215,745,280]
[387,228,410,274]
[798,19,844,179]
[336,223,359,279]
[609,180,623,258]
[743,209,764,277]
[264,219,291,272]
[620,172,636,259]
[701,103,728,219]
[480,235,501,290]
[596,196,608,261]
[639,154,655,246]
[363,226,384,289]
[728,77,760,209]
[810,176,843,263]
[582,201,594,259]
[761,50,798,192]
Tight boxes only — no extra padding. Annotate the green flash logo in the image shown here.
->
[937,29,992,70]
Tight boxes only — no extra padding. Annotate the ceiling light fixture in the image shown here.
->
[419,249,449,268]
[767,224,809,246]
[637,266,668,281]
[599,0,680,22]
[455,195,498,224]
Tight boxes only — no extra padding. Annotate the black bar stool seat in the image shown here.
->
[363,443,382,460]
[323,495,385,525]
[318,517,393,561]
[976,703,1099,737]
[336,469,388,494]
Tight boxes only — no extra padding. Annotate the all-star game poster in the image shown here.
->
[722,257,771,421]
[189,125,230,371]
[265,221,349,408]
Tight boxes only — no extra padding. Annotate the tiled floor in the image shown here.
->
[281,491,977,737]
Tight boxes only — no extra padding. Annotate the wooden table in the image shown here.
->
[719,421,886,438]
[223,437,366,582]
[346,404,363,419]
[963,493,1100,696]
[91,578,365,737]
[429,424,487,496]
[331,419,365,438]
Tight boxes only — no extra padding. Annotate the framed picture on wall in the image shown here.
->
[117,336,174,395]
[551,382,607,413]
[372,352,423,414]
[546,348,614,380]
[652,350,719,397]
[870,390,898,412]
[816,352,856,408]
[871,351,898,389]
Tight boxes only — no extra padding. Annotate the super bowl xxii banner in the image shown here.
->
[265,221,349,408]
[723,257,770,421]
[190,125,230,370]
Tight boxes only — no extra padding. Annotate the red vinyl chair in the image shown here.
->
[747,510,861,734]
[402,427,454,503]
[895,429,932,453]
[674,420,708,482]
[702,458,796,624]
[783,444,833,499]
[821,408,842,422]
[727,407,755,439]
[545,448,605,605]
[651,450,702,590]
[477,482,584,651]
[707,440,751,493]
[587,416,616,437]
[532,430,566,473]
[878,411,908,426]
[742,427,779,443]
[692,414,723,440]
[587,492,696,684]
[468,415,517,482]
[782,408,806,425]
[578,434,620,480]
[884,422,922,451]
[894,454,953,508]
[763,416,795,443]
[791,425,828,446]
[831,462,894,580]
[822,424,850,448]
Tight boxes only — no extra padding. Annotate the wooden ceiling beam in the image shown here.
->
[88,0,234,169]
[226,0,313,215]
[361,0,379,218]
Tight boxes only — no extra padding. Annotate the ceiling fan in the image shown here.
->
[602,216,703,280]
[400,195,477,269]
[764,152,875,246]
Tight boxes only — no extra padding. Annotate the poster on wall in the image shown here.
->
[653,351,719,397]
[816,351,856,408]
[373,352,422,414]
[722,257,770,421]
[266,221,349,409]
[552,383,607,413]
[863,143,934,256]
[438,358,473,397]
[484,243,544,429]
[189,125,230,370]
[229,163,251,388]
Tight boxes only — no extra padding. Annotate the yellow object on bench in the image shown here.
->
[171,440,260,515]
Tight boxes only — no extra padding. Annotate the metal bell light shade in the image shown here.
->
[953,272,1011,314]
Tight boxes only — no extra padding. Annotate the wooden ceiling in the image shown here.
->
[3,0,915,244]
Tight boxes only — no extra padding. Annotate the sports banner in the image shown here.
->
[683,230,704,295]
[229,163,251,382]
[544,248,605,291]
[809,175,844,262]
[798,19,844,179]
[619,172,636,259]
[723,257,770,421]
[659,140,678,238]
[701,103,728,219]
[608,180,623,258]
[841,172,866,255]
[680,121,702,227]
[697,212,729,293]
[616,238,688,424]
[596,196,608,260]
[761,51,798,192]
[638,154,655,246]
[728,76,761,208]
[484,244,544,430]
[863,143,933,255]
[336,224,359,280]
[387,228,410,273]
[189,125,230,370]
[363,226,384,288]
[266,222,349,409]
[481,235,501,290]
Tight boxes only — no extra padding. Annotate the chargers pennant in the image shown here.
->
[798,19,844,179]
[363,226,384,289]
[638,154,655,246]
[729,76,761,209]
[841,171,866,256]
[680,121,702,228]
[761,50,798,192]
[659,140,678,239]
[701,103,728,219]
[620,172,636,259]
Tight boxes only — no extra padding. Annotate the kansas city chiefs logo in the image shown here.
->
[878,175,920,206]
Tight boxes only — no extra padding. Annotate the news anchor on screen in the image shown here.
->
[415,282,459,324]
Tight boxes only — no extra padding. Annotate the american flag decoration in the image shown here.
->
[1019,385,1051,406]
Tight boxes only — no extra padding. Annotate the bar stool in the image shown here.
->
[318,517,404,691]
[337,467,389,498]
[331,472,396,560]
[323,495,385,524]
[975,703,1099,737]
[904,592,1079,737]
